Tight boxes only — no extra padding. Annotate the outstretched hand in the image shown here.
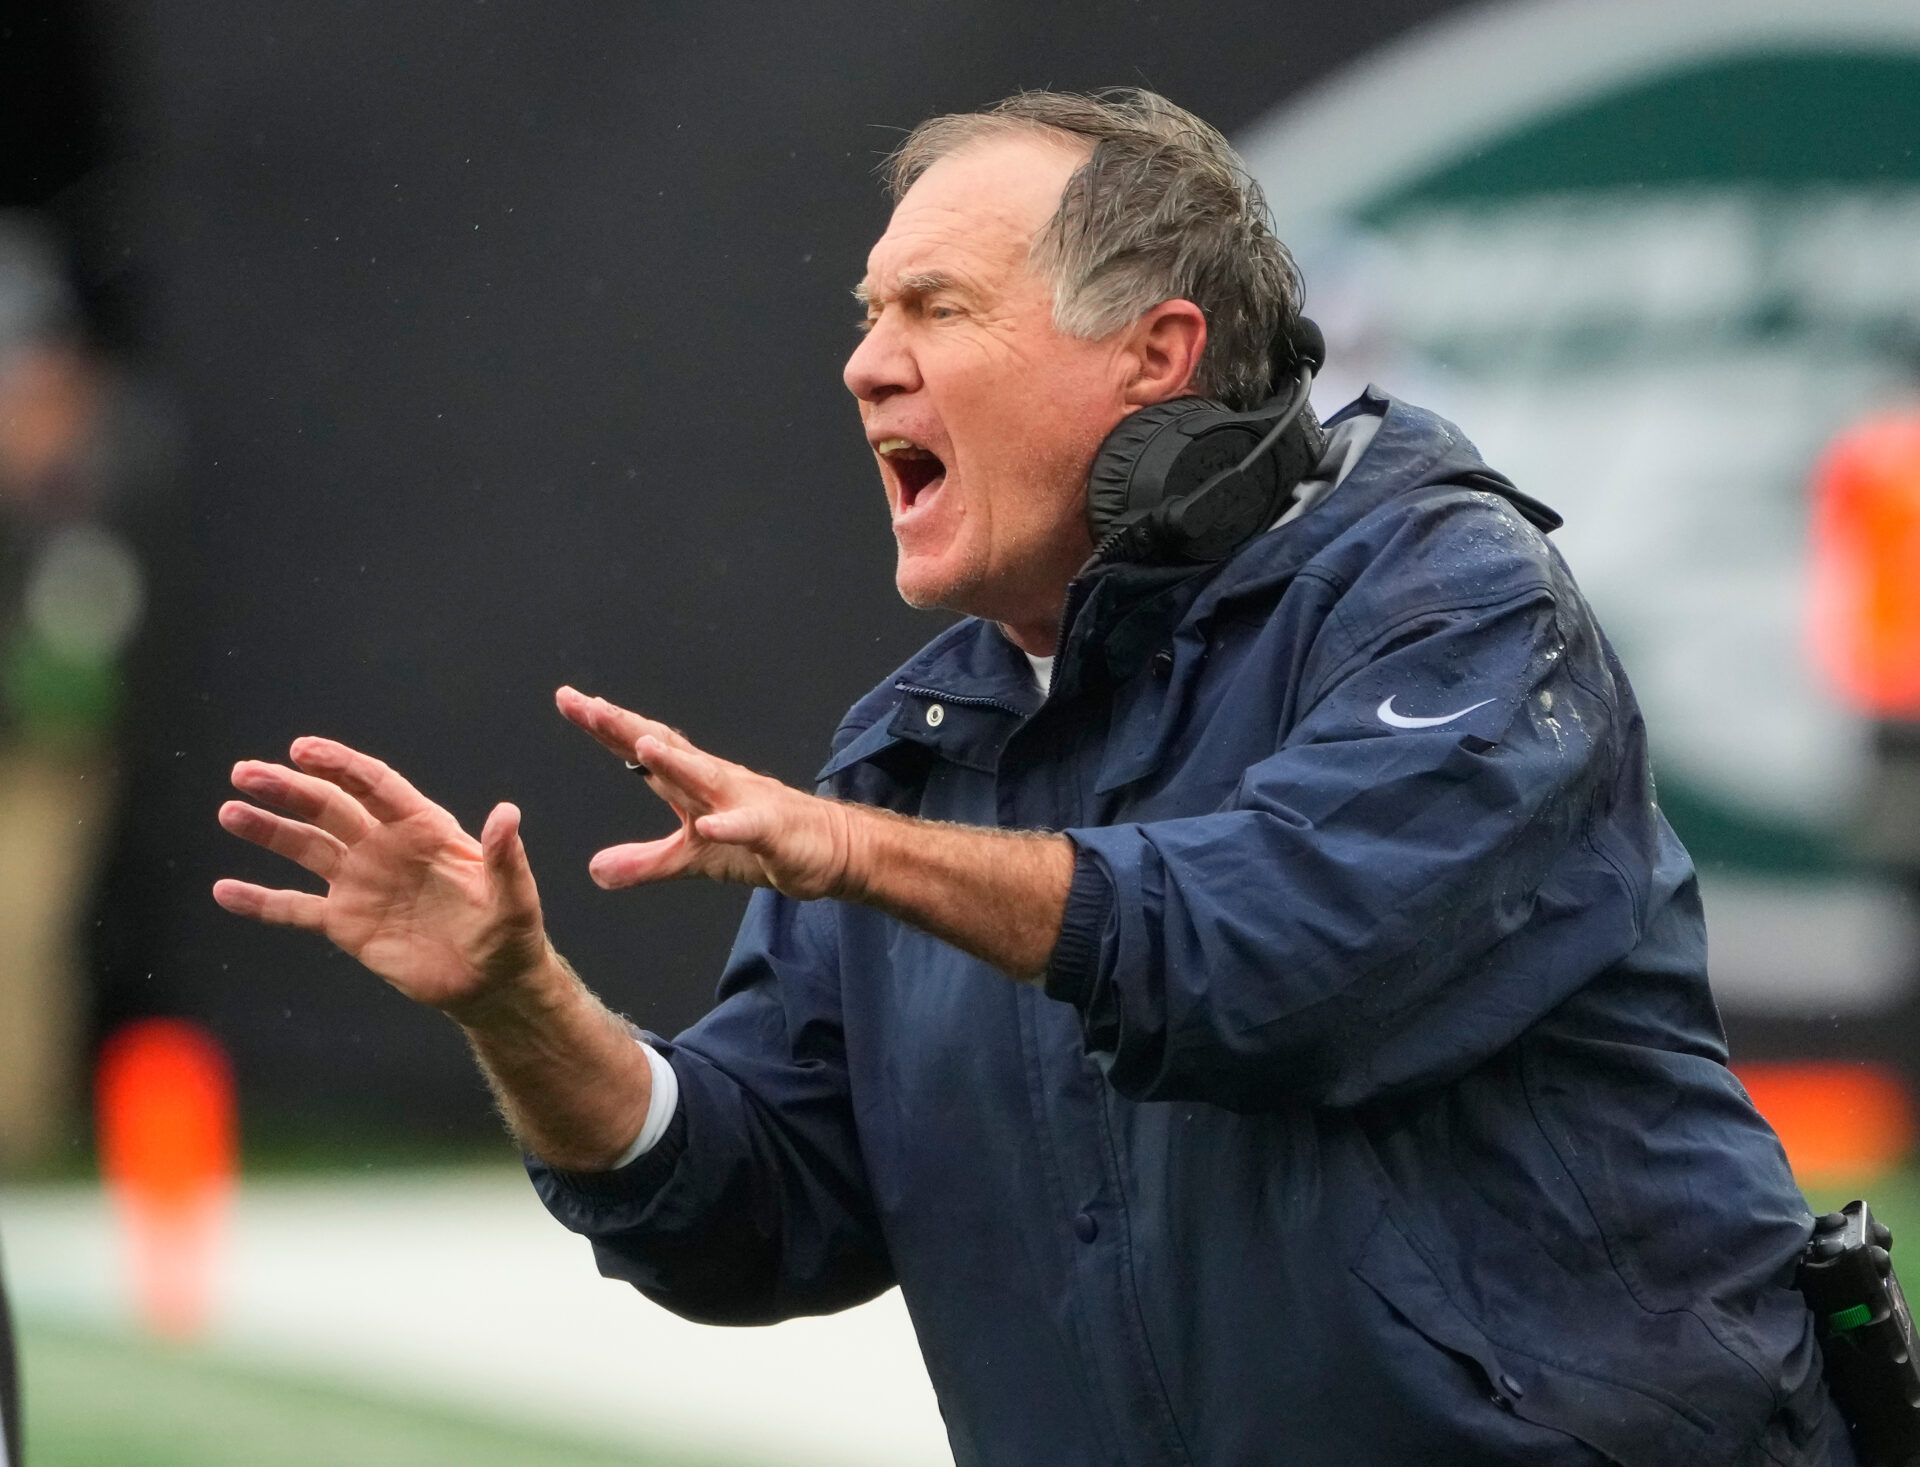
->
[213,738,551,1019]
[555,685,865,902]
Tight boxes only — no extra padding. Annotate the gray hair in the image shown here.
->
[886,88,1303,410]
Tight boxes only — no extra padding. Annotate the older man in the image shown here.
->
[216,91,1852,1465]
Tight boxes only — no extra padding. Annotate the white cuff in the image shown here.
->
[607,1039,680,1169]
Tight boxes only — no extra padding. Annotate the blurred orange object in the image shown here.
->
[1810,412,1920,717]
[95,1018,237,1340]
[1735,1060,1915,1184]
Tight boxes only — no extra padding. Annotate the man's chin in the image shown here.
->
[895,582,963,615]
[894,558,976,615]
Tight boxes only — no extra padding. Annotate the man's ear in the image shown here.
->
[1122,300,1208,406]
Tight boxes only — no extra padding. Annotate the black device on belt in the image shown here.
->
[1799,1199,1920,1465]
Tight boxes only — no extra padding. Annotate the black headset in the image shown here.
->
[1084,314,1328,566]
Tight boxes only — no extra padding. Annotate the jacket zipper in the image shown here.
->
[892,682,1027,716]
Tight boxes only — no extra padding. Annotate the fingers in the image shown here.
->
[634,735,729,808]
[218,800,348,879]
[555,687,694,764]
[554,705,777,891]
[631,736,779,851]
[556,685,631,758]
[694,806,774,845]
[481,801,541,916]
[588,831,695,889]
[288,737,434,824]
[231,759,376,844]
[211,879,328,932]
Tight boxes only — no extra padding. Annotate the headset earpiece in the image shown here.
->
[1085,400,1255,560]
[1084,315,1327,567]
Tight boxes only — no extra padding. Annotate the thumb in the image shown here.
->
[481,802,541,915]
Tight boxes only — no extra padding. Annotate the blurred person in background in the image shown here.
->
[216,90,1856,1465]
[0,215,147,1170]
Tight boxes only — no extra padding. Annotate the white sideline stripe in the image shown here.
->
[0,1170,948,1467]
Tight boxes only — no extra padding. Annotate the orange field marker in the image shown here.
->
[1735,1060,1916,1185]
[1809,411,1920,718]
[95,1018,237,1340]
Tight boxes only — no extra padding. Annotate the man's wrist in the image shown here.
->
[830,800,889,906]
[446,942,581,1033]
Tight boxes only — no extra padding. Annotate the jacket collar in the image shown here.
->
[879,389,1562,714]
[890,615,1043,716]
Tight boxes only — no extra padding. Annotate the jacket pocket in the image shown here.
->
[1351,1208,1727,1467]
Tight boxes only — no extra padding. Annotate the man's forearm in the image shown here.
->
[455,947,654,1171]
[842,805,1075,982]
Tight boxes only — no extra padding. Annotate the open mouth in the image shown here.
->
[875,439,948,510]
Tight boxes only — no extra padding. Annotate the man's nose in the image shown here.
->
[843,316,918,403]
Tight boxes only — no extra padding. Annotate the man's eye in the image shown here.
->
[926,303,960,321]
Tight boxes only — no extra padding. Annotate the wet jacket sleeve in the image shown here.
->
[1047,499,1625,1110]
[527,890,893,1325]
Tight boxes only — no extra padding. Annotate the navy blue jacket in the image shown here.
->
[533,392,1852,1466]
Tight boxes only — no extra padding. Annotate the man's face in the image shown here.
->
[844,135,1132,645]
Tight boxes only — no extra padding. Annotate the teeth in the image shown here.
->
[875,438,932,457]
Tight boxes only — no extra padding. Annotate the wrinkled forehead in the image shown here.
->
[858,133,1087,299]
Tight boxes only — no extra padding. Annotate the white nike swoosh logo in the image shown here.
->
[1376,695,1495,730]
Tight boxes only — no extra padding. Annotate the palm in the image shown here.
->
[325,818,512,1003]
[215,740,547,1015]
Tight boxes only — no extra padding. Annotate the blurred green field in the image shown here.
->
[18,1317,742,1467]
[1802,1168,1920,1242]
[17,1167,1918,1466]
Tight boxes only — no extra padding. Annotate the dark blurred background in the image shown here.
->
[3,0,1916,1170]
[2,0,1460,1151]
